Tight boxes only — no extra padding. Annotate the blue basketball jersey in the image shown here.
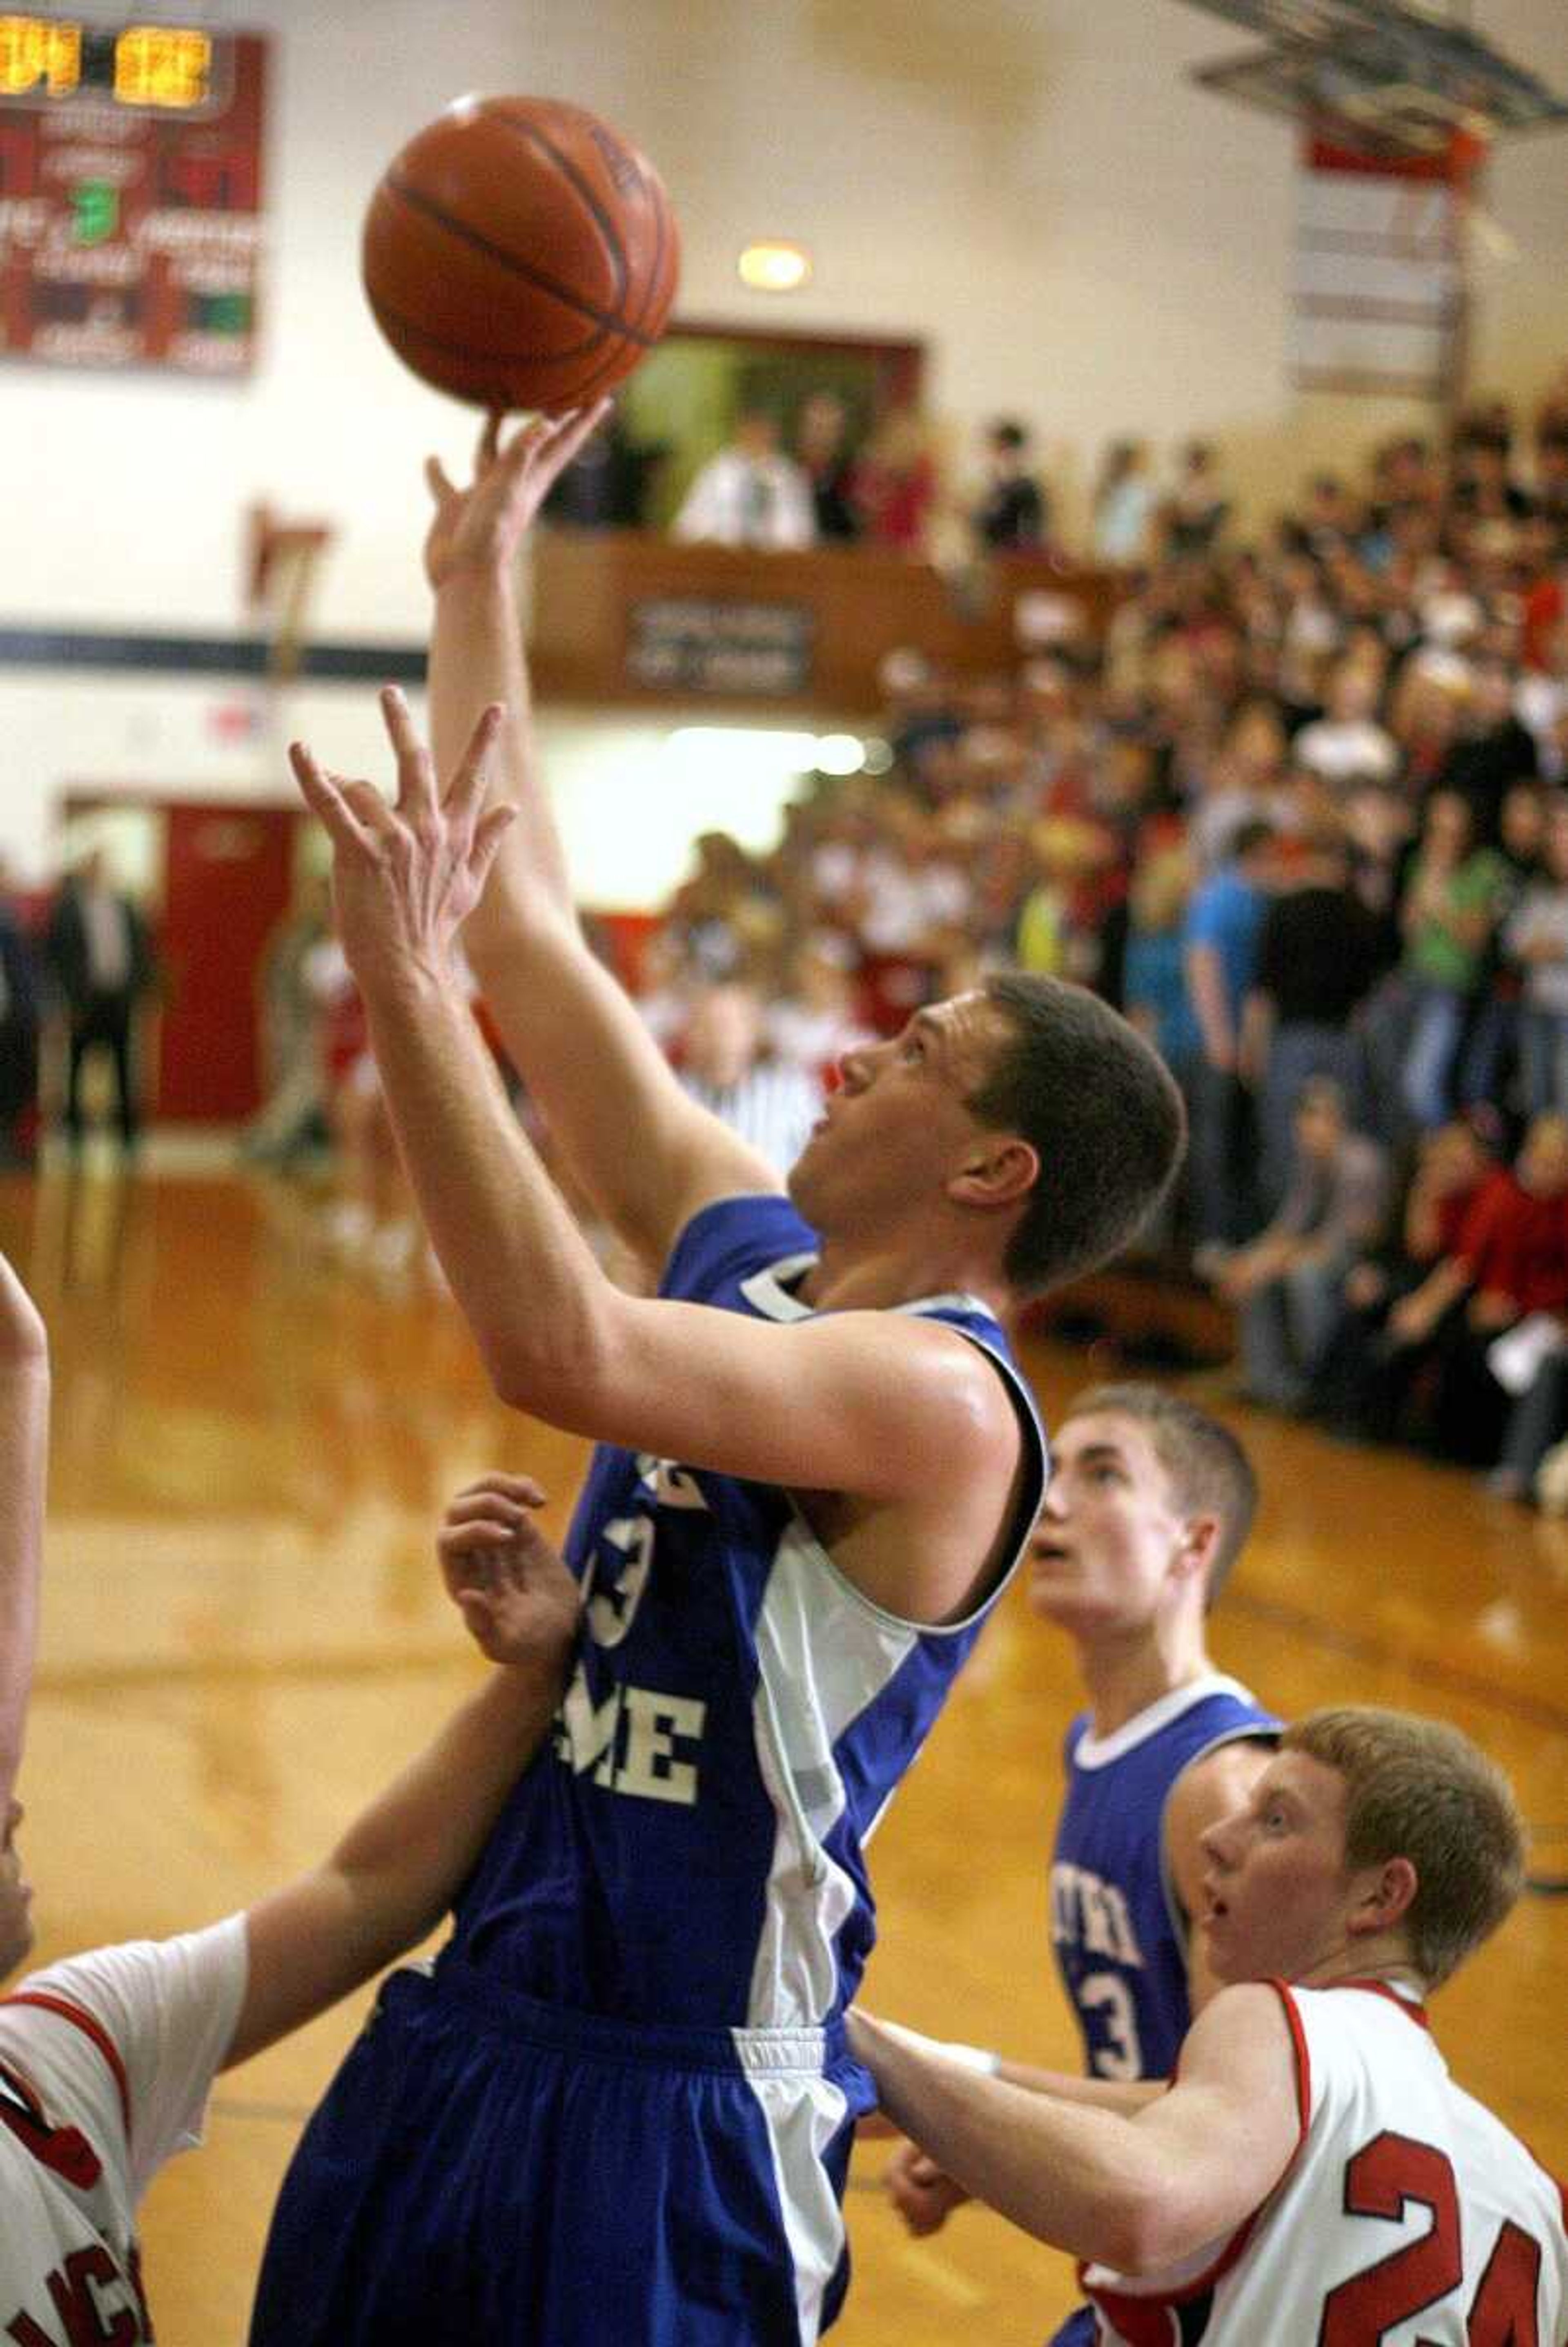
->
[449,1192,1048,2033]
[1050,1676,1278,2082]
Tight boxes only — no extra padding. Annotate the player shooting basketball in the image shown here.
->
[251,409,1184,2347]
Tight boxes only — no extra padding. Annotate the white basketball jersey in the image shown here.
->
[0,1920,246,2340]
[1086,1980,1568,2346]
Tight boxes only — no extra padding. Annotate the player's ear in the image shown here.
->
[1348,1855,1419,1939]
[1175,1512,1220,1589]
[948,1135,1038,1211]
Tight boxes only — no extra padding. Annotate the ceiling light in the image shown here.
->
[737,241,811,293]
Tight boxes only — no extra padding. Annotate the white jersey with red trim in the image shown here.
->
[1085,1979,1568,2346]
[0,1917,247,2343]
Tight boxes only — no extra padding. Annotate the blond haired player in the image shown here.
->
[853,1708,1567,2344]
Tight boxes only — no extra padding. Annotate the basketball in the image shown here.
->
[361,95,679,413]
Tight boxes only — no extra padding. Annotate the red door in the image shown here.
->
[156,804,298,1120]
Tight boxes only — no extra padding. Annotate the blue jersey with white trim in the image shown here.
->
[1051,1677,1278,2081]
[448,1193,1046,2032]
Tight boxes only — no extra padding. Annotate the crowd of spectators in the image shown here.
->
[628,373,1568,1508]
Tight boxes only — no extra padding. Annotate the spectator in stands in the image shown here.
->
[675,979,822,1179]
[1122,841,1199,1115]
[1210,1076,1388,1412]
[242,875,331,1169]
[1506,794,1568,1115]
[851,406,940,556]
[1310,1116,1496,1435]
[764,935,875,1087]
[1394,789,1512,1130]
[1090,439,1156,566]
[1160,440,1229,559]
[1183,821,1274,1258]
[1187,701,1288,873]
[1422,1111,1568,1467]
[1435,654,1540,847]
[46,851,157,1162]
[542,407,666,530]
[794,390,860,543]
[1241,827,1385,1207]
[971,419,1047,552]
[671,408,815,549]
[0,866,40,1171]
[1293,657,1399,790]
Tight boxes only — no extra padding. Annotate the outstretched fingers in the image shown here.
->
[379,685,440,823]
[288,741,381,858]
[443,701,506,841]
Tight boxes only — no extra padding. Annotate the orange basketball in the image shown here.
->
[362,95,679,413]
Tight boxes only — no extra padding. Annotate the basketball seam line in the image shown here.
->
[367,287,611,369]
[384,175,655,348]
[625,149,671,341]
[487,105,630,309]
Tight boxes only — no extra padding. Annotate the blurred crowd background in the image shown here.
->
[13,366,1568,1505]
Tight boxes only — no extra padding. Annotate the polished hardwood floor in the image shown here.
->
[2,1162,1565,2344]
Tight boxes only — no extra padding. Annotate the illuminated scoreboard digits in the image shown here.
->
[0,16,80,98]
[0,16,212,109]
[114,25,210,109]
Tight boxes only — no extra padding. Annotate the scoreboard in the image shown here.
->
[0,17,266,376]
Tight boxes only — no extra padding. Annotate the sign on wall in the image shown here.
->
[627,597,815,696]
[0,18,267,377]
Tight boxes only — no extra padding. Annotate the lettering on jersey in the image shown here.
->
[554,1662,708,1806]
[7,2242,148,2344]
[1049,1863,1146,1968]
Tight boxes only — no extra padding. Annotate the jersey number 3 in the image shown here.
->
[1319,2130,1542,2345]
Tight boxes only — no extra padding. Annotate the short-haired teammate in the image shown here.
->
[853,1707,1568,2345]
[248,411,1186,2347]
[886,1385,1276,2346]
[0,1227,582,2332]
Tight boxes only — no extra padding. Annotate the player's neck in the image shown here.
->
[802,1232,1011,1319]
[1078,1623,1214,1739]
[1297,1945,1429,2001]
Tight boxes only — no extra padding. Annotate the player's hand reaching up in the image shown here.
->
[290,688,514,992]
[423,401,612,590]
[883,2139,972,2238]
[438,1472,580,1667]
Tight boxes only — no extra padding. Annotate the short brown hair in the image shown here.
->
[1069,1383,1258,1601]
[1282,1708,1526,1988]
[969,975,1185,1298]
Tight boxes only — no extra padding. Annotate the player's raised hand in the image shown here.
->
[438,1472,580,1667]
[423,399,613,589]
[290,689,514,989]
[882,2138,972,2238]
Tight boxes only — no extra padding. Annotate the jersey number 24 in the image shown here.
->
[1320,2129,1543,2345]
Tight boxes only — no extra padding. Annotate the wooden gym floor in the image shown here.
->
[2,1164,1564,2344]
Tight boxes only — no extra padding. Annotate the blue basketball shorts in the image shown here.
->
[247,1961,873,2346]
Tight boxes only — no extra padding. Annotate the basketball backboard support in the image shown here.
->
[244,503,334,681]
[1175,0,1568,154]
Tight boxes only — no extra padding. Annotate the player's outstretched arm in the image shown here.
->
[425,413,777,1265]
[851,1988,1300,2275]
[224,1478,577,2070]
[0,1253,47,1817]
